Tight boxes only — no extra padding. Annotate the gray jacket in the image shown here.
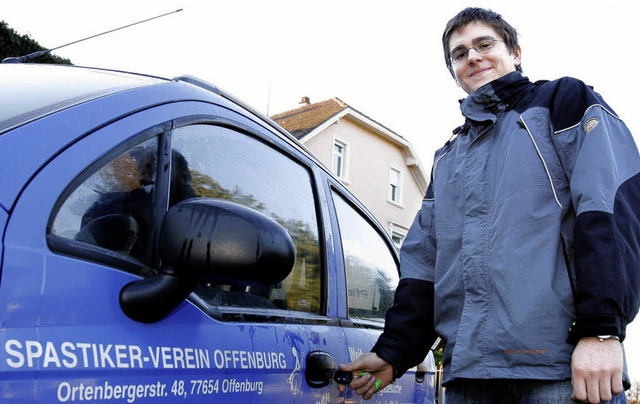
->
[373,72,640,386]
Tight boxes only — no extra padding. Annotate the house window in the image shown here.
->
[332,139,349,179]
[391,231,405,250]
[389,166,403,204]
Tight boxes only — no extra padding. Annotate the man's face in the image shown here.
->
[449,21,521,94]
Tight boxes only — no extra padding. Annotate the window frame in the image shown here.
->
[388,164,404,206]
[46,110,335,325]
[391,231,406,250]
[331,137,350,180]
[167,119,331,322]
[329,185,401,328]
[389,222,409,251]
[47,125,168,272]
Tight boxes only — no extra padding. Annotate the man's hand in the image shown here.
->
[337,353,394,400]
[571,336,624,403]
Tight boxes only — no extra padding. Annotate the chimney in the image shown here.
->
[299,96,310,105]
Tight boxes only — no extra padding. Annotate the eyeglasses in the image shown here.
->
[450,38,502,64]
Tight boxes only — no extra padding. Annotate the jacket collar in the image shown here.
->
[459,71,534,124]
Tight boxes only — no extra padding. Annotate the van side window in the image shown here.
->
[171,124,322,314]
[50,137,158,264]
[332,192,399,322]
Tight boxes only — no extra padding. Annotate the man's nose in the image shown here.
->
[466,47,483,61]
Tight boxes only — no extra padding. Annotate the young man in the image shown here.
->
[339,7,640,403]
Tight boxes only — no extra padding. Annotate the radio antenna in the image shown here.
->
[2,8,183,63]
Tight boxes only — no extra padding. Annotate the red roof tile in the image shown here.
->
[271,97,348,139]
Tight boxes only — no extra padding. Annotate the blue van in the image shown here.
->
[0,64,436,403]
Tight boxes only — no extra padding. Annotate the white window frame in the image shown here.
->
[331,137,350,180]
[389,222,409,251]
[391,231,406,250]
[388,165,403,205]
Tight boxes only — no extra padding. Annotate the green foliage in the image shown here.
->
[433,343,444,367]
[0,21,72,64]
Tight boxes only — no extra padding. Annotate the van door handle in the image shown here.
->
[305,350,358,389]
[415,362,427,383]
[305,351,336,388]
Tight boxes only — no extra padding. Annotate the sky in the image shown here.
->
[2,0,639,384]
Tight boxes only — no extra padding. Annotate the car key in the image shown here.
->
[333,370,353,384]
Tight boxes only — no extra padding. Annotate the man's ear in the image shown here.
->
[513,44,522,67]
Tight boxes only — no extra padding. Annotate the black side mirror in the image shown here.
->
[159,198,295,284]
[120,198,296,322]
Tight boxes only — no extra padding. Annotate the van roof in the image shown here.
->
[0,64,167,134]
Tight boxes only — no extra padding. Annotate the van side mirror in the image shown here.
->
[120,198,296,322]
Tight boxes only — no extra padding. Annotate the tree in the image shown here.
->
[0,21,71,64]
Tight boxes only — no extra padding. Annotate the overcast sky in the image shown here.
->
[3,0,639,383]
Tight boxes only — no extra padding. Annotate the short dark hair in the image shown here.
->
[442,7,522,76]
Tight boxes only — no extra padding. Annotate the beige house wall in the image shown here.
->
[303,117,423,238]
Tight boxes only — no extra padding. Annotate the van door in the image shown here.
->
[0,102,348,403]
[330,190,437,403]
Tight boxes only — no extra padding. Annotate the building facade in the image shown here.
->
[272,97,428,248]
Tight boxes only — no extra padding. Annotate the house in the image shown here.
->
[271,97,428,248]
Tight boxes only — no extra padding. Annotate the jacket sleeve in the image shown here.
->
[372,181,439,376]
[371,278,436,377]
[546,78,640,343]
